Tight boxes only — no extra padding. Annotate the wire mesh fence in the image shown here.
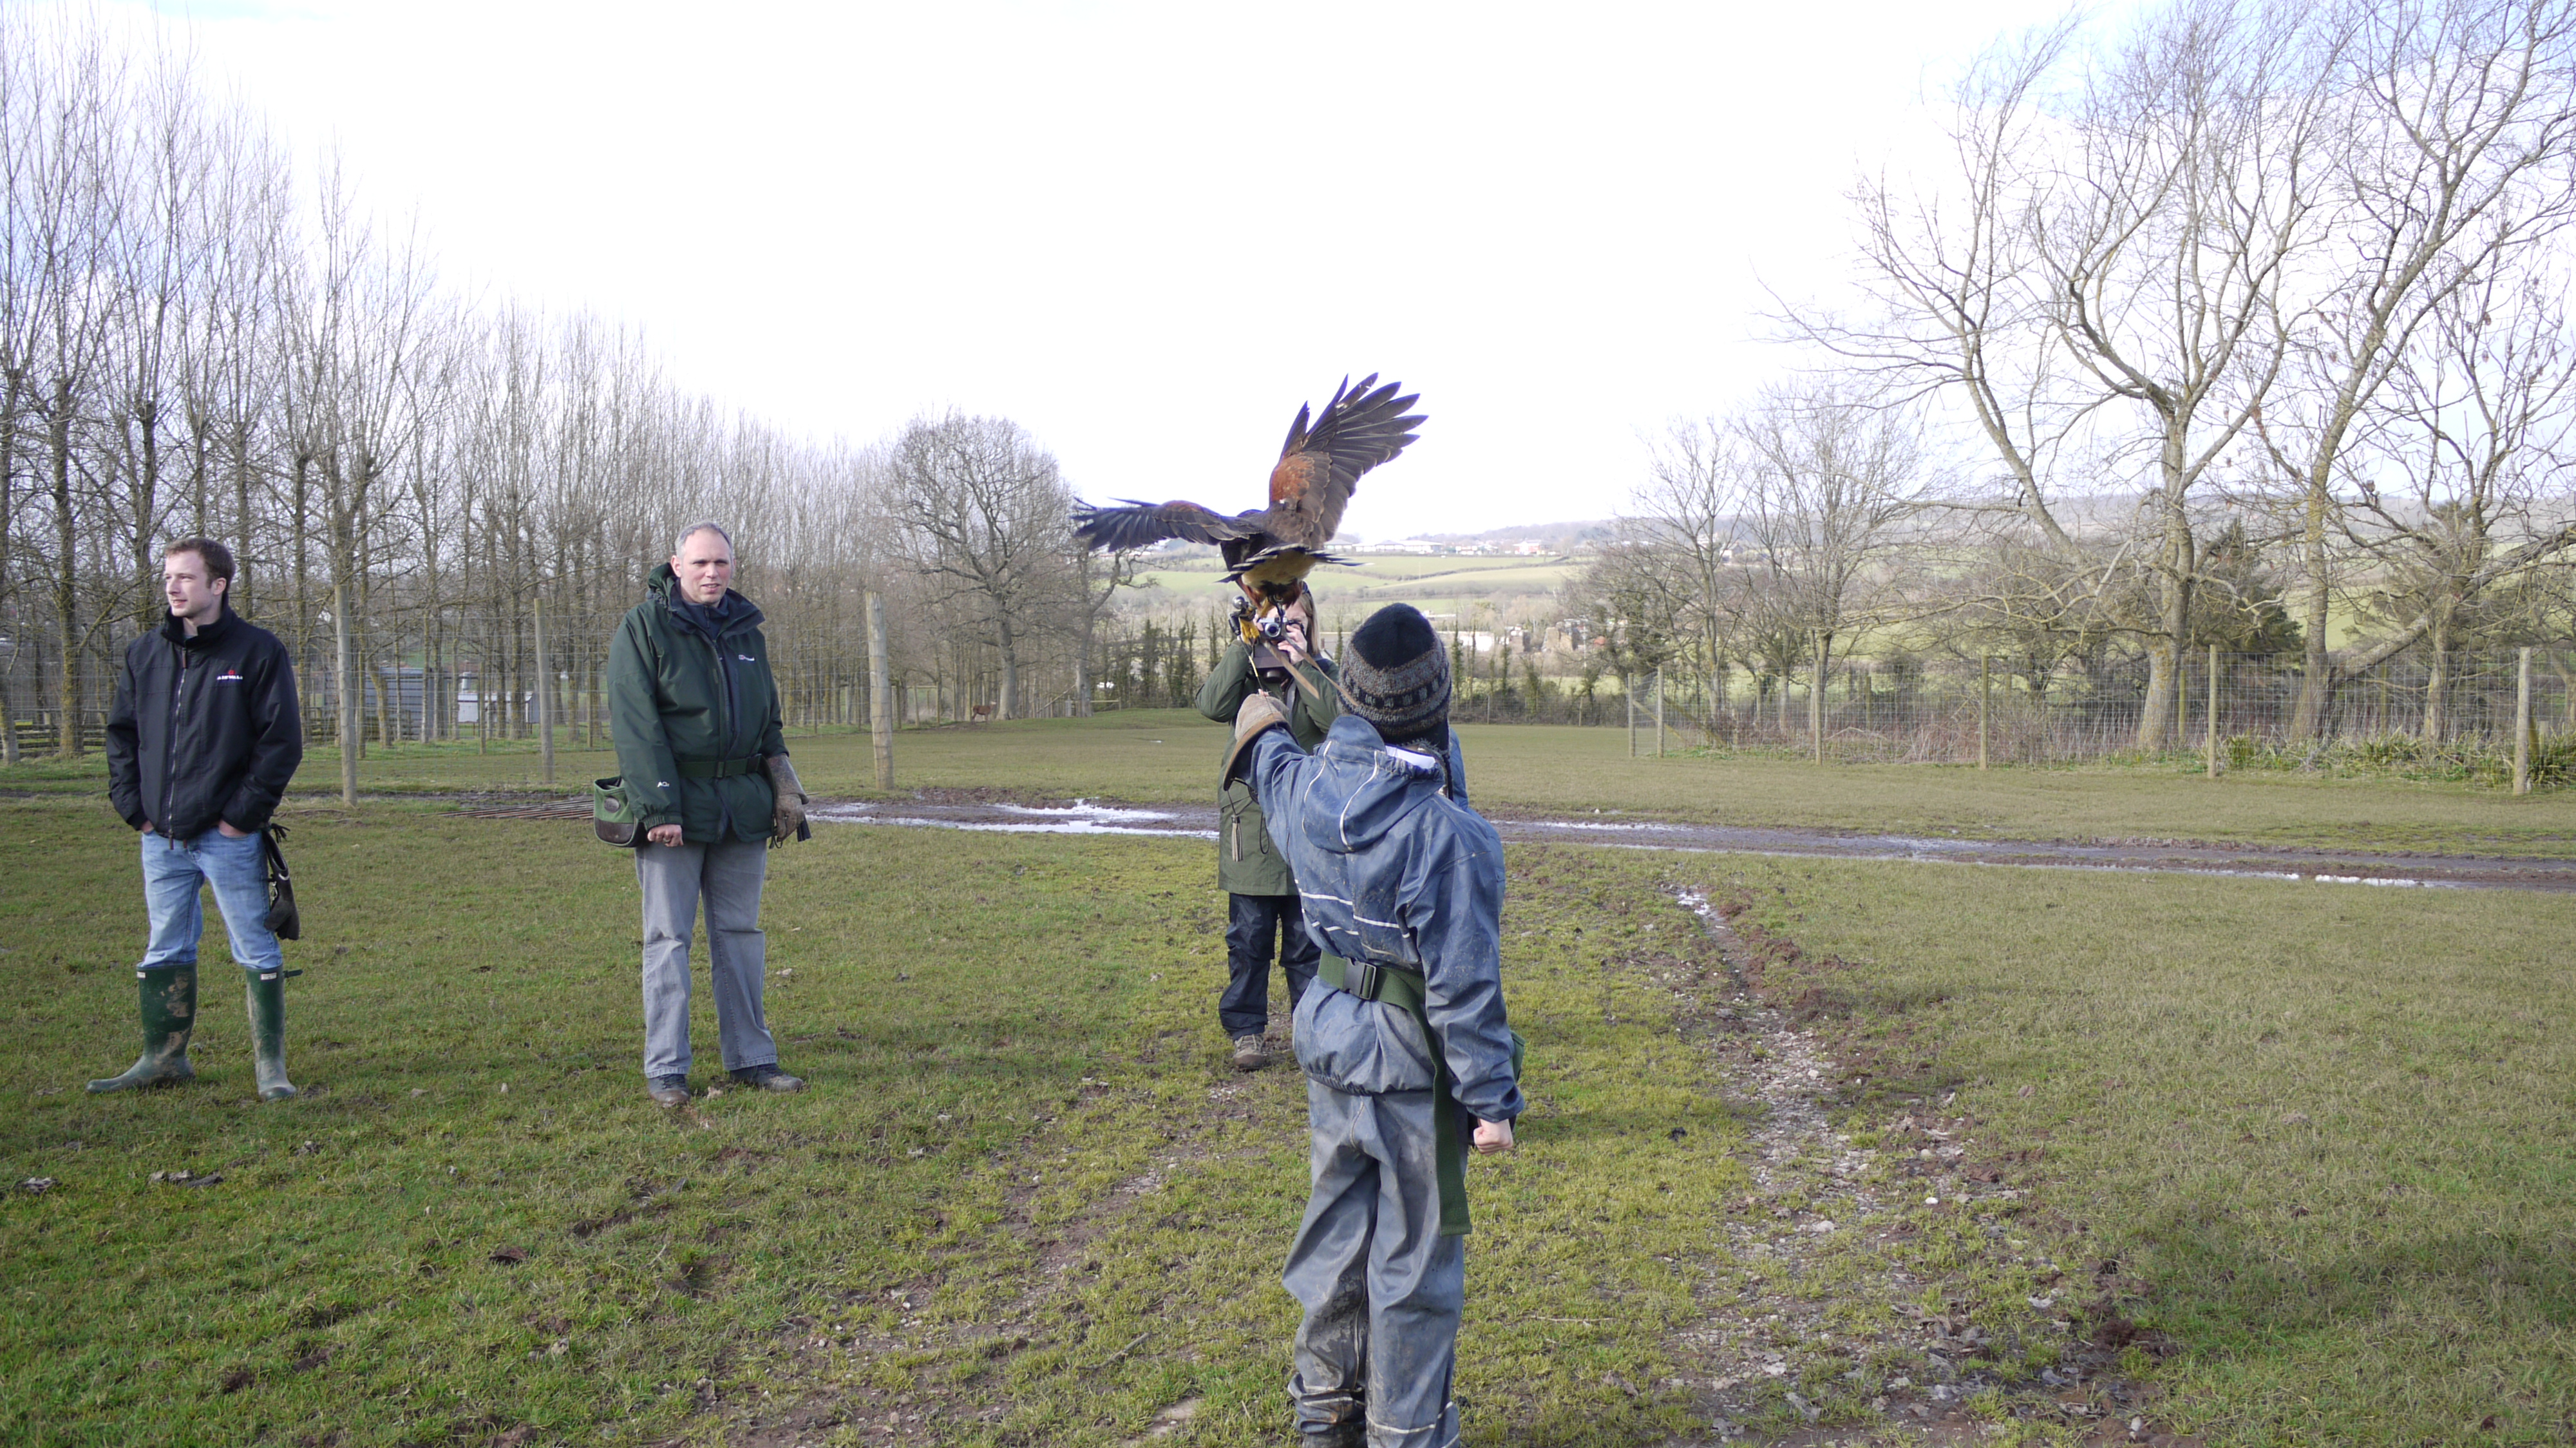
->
[1452,646,2576,768]
[10,602,2571,781]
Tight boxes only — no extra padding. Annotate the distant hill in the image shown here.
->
[1352,519,1616,554]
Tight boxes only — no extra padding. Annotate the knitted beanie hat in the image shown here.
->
[1341,604,1451,741]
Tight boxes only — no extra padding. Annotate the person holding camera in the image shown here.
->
[1195,586,1338,1071]
[97,537,305,1101]
[1224,602,1521,1447]
[606,521,809,1109]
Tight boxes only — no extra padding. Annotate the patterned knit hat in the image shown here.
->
[1341,604,1450,741]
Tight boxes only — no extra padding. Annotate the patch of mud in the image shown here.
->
[1662,890,2197,1447]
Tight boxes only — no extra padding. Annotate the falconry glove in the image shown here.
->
[1222,692,1291,788]
[766,755,811,844]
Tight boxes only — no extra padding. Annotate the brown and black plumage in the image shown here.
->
[1072,374,1425,604]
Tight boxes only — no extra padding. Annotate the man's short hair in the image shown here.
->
[166,537,236,588]
[674,521,734,557]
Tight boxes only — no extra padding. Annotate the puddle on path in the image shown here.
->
[796,797,2576,893]
[807,799,1216,840]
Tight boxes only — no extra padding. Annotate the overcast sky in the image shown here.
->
[127,0,2085,540]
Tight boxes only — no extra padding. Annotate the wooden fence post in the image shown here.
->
[1978,655,1991,771]
[2515,645,2533,796]
[334,582,357,806]
[1654,668,1665,757]
[1625,673,1636,757]
[869,591,894,792]
[2206,643,2221,778]
[1810,634,1826,765]
[534,594,554,786]
[2174,645,2188,765]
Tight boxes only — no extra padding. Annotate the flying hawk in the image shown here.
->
[1072,374,1425,616]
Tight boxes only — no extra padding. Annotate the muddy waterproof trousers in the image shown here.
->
[1283,1080,1463,1448]
[1220,892,1320,1038]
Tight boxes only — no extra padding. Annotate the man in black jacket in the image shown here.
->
[97,537,304,1100]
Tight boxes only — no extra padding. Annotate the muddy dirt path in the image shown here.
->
[1667,888,2186,1446]
[792,795,2576,894]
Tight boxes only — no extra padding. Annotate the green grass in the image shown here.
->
[1693,850,2576,1445]
[5,786,2570,1444]
[0,802,1753,1446]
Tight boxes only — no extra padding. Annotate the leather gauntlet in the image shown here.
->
[1220,692,1291,788]
[766,755,808,842]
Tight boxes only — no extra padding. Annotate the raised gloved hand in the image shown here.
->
[1220,692,1291,786]
[1236,691,1288,743]
[765,755,808,842]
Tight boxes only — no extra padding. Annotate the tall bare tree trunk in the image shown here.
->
[50,378,81,757]
[2138,488,2195,752]
[869,590,893,790]
[230,429,253,616]
[0,369,23,767]
[2290,490,2332,739]
[996,614,1019,720]
[334,579,357,805]
[2421,610,2452,741]
[131,399,162,627]
[534,591,553,784]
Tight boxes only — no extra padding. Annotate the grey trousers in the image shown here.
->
[1283,1081,1464,1448]
[635,837,776,1080]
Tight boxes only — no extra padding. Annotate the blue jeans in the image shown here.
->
[635,837,775,1080]
[139,828,283,975]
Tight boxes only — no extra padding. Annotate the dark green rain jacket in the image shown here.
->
[607,564,789,845]
[1195,640,1338,895]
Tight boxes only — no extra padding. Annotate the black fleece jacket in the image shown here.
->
[106,606,303,836]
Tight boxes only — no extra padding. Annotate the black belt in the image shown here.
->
[676,755,761,779]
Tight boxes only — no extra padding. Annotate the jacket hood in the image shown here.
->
[647,562,762,633]
[1296,714,1454,855]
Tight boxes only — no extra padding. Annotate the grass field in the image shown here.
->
[15,709,2565,857]
[5,740,2571,1444]
[1,803,1759,1446]
[1723,853,2576,1445]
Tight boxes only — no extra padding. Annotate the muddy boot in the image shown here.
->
[246,969,297,1101]
[88,963,199,1093]
[1231,1034,1271,1072]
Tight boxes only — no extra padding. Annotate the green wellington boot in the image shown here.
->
[87,963,200,1093]
[247,969,298,1101]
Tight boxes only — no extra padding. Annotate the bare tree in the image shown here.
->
[2342,268,2576,734]
[2255,0,2576,736]
[1786,14,2088,553]
[1731,383,1931,756]
[880,412,1073,720]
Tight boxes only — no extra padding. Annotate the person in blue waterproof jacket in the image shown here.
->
[1223,602,1522,1448]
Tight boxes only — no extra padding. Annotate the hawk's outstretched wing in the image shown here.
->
[1072,499,1262,554]
[1262,375,1425,551]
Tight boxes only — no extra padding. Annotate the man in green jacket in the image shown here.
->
[607,522,810,1109]
[1195,587,1338,1071]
